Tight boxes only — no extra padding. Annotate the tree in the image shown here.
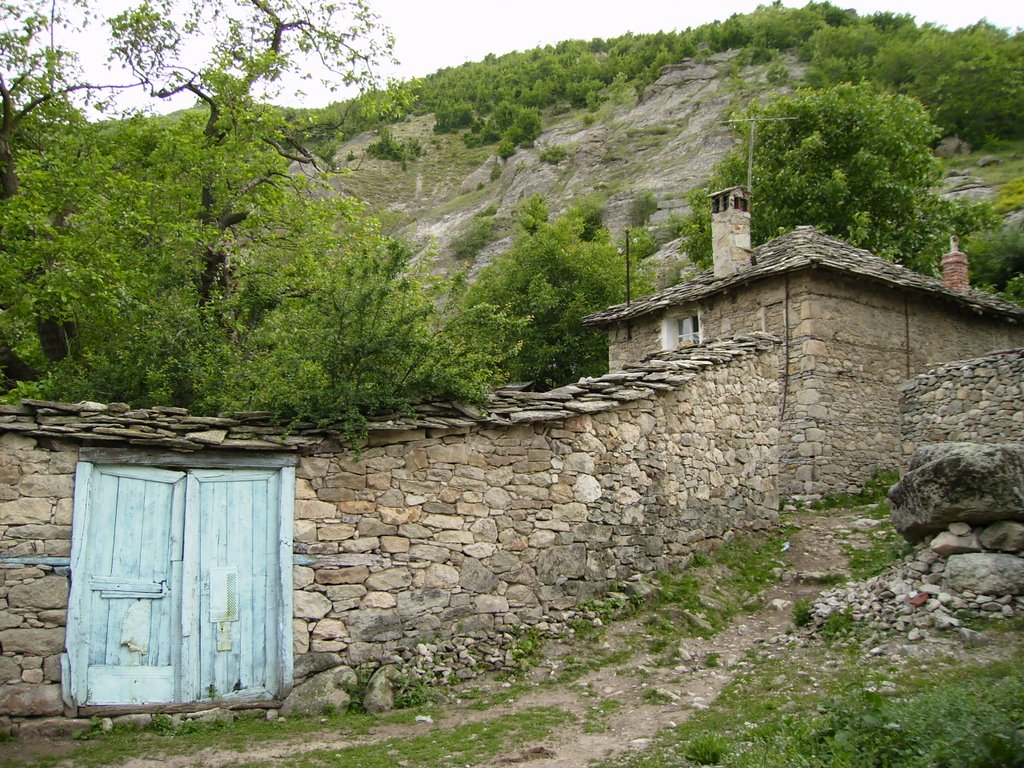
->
[457,198,651,389]
[0,0,393,388]
[681,84,991,272]
[2,1,516,426]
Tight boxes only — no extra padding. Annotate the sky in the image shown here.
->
[372,0,1021,83]
[73,0,1022,113]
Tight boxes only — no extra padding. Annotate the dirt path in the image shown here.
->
[21,507,881,768]
[470,507,873,767]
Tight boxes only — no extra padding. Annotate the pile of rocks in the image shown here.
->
[810,544,1024,638]
[811,440,1024,638]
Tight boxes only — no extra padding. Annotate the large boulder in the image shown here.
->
[889,443,1024,542]
[280,665,356,717]
[362,666,396,714]
[944,553,1024,596]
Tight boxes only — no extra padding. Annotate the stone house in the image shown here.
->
[583,187,1024,497]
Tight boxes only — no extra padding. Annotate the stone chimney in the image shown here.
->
[710,186,752,278]
[942,235,970,292]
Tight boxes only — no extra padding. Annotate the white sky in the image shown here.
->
[73,0,1023,113]
[373,0,1021,83]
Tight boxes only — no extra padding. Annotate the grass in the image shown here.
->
[2,708,398,768]
[596,644,1024,768]
[810,469,899,511]
[583,699,623,733]
[5,706,571,768]
[942,140,1024,189]
[248,707,572,768]
[639,528,792,649]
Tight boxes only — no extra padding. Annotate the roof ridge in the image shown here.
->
[583,228,1024,328]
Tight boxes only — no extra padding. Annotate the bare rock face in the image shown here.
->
[944,553,1024,596]
[889,443,1024,542]
[280,666,356,716]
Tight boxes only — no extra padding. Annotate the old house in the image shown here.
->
[583,187,1024,497]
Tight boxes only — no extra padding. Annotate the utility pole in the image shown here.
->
[722,116,797,192]
[624,227,632,306]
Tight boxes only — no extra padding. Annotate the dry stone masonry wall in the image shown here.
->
[828,356,1024,648]
[899,347,1024,463]
[291,337,781,675]
[0,335,781,723]
[0,434,76,719]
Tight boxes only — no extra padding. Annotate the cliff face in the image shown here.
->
[328,52,804,277]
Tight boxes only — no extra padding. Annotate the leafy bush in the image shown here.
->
[792,599,814,627]
[366,126,423,167]
[451,213,498,260]
[539,145,568,164]
[629,190,659,226]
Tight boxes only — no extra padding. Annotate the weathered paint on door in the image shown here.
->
[65,462,293,708]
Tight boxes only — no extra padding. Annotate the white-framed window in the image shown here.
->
[662,313,701,349]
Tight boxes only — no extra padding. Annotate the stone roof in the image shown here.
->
[582,227,1024,328]
[0,334,779,451]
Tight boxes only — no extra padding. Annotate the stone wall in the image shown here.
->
[0,434,76,718]
[0,336,781,721]
[291,346,780,672]
[899,347,1024,465]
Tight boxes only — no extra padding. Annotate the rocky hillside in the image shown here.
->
[324,46,1017,291]
[327,51,801,279]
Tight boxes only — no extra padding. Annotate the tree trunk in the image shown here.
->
[35,317,77,363]
[0,344,39,390]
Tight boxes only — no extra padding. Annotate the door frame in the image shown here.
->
[64,448,296,711]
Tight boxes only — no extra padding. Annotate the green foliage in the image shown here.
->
[456,199,650,388]
[366,126,423,166]
[0,0,522,428]
[792,599,814,627]
[804,19,1024,147]
[965,221,1024,303]
[450,210,499,260]
[507,627,546,670]
[392,673,441,710]
[681,85,992,272]
[629,190,659,226]
[994,176,1024,214]
[683,733,730,765]
[819,609,854,641]
[538,145,569,164]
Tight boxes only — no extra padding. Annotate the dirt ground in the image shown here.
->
[9,506,994,768]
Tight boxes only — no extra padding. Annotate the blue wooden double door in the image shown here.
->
[65,462,294,708]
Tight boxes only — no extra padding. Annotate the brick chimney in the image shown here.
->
[710,186,751,278]
[941,235,970,292]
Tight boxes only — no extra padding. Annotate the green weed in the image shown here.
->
[792,598,814,627]
[683,733,730,765]
[811,470,899,511]
[583,699,623,733]
[641,688,675,705]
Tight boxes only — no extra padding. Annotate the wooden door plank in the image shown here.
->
[277,467,295,697]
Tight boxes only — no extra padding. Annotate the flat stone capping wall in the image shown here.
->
[899,347,1024,465]
[1,334,780,723]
